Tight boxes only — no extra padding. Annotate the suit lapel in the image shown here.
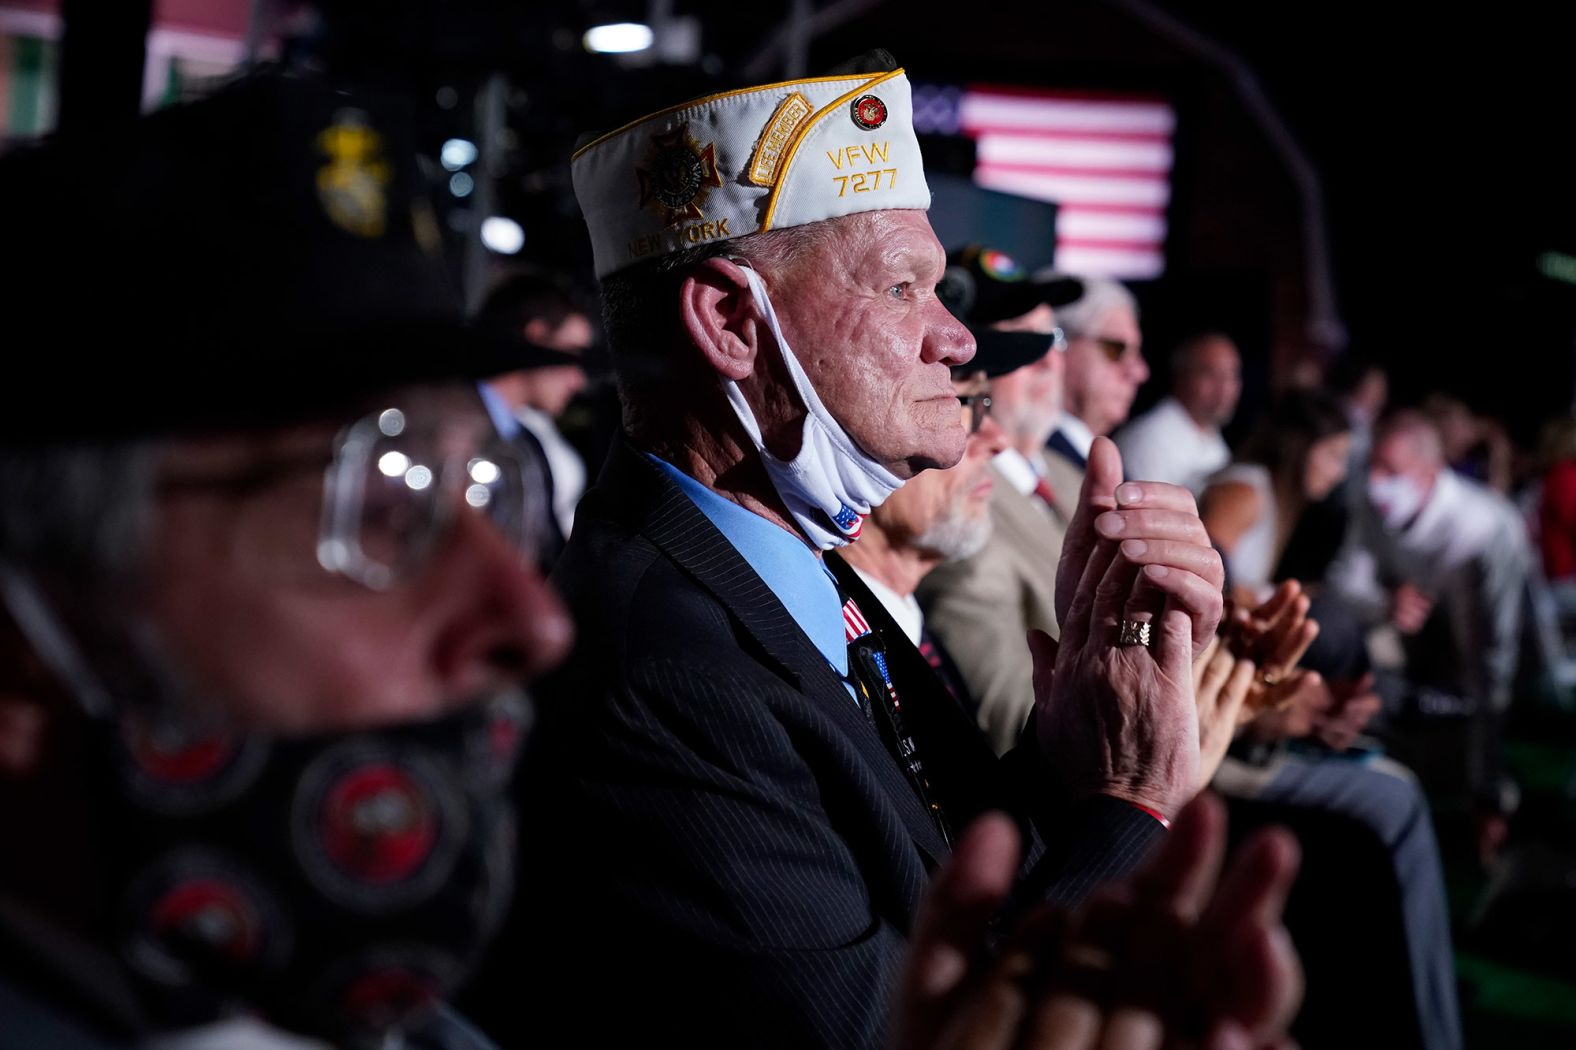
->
[602,441,951,861]
[1046,429,1088,472]
[828,553,1011,852]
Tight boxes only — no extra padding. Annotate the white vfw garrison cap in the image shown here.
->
[571,67,930,279]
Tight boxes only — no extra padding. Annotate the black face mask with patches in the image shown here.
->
[0,564,527,1048]
[97,693,526,1046]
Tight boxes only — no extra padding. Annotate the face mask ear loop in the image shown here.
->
[716,261,772,453]
[0,560,114,719]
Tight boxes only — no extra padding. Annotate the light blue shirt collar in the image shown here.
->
[476,381,521,440]
[645,453,848,681]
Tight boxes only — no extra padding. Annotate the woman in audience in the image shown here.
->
[1201,388,1353,605]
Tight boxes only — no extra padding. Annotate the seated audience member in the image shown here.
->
[1276,355,1390,585]
[0,72,575,1049]
[1046,276,1148,474]
[0,70,1301,1050]
[1201,393,1462,1046]
[916,246,1081,751]
[847,340,1262,790]
[1200,388,1353,604]
[1329,354,1390,470]
[1326,410,1530,858]
[1115,332,1241,496]
[1214,585,1462,1050]
[1123,374,1461,1048]
[838,345,1015,708]
[867,343,1439,1049]
[492,56,1305,1048]
[479,273,593,552]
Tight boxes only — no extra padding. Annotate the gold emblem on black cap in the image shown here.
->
[315,110,391,239]
[636,123,724,227]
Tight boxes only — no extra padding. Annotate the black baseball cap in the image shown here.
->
[0,69,559,443]
[939,245,1083,325]
[938,245,1080,378]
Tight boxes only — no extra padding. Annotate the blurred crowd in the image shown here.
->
[2,36,1572,1050]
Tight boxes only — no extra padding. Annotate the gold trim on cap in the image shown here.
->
[760,68,905,231]
[571,72,885,162]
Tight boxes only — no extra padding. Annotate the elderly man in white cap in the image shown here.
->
[491,54,1298,1049]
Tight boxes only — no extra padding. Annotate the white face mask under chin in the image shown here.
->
[720,266,903,550]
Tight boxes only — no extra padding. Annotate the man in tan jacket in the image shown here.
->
[919,246,1082,753]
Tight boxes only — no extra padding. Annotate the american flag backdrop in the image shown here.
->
[912,84,1176,281]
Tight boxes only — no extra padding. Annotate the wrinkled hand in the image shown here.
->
[1055,440,1224,661]
[1038,438,1224,817]
[1390,584,1433,635]
[1309,673,1380,752]
[1194,638,1257,790]
[894,795,1303,1050]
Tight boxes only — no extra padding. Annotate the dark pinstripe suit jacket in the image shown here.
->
[484,440,1162,1048]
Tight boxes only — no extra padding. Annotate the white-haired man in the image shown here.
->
[1047,275,1148,473]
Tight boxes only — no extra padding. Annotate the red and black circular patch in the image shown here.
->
[121,850,289,986]
[313,946,457,1034]
[150,876,264,963]
[339,961,443,1030]
[293,743,464,912]
[850,94,888,130]
[319,762,439,886]
[118,714,269,816]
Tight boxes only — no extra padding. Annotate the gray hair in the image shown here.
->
[0,442,160,594]
[1042,273,1139,337]
[597,219,839,438]
[1376,409,1445,467]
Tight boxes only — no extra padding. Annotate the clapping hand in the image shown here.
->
[896,794,1303,1050]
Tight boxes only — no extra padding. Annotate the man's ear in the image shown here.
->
[679,257,761,382]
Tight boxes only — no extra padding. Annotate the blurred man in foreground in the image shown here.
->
[0,72,573,1049]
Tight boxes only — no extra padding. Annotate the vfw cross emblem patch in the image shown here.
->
[637,124,723,227]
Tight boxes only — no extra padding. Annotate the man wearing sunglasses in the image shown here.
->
[1047,277,1149,474]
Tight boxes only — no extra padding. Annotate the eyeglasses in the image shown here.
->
[957,393,993,435]
[1071,332,1139,363]
[1049,327,1069,353]
[317,405,551,590]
